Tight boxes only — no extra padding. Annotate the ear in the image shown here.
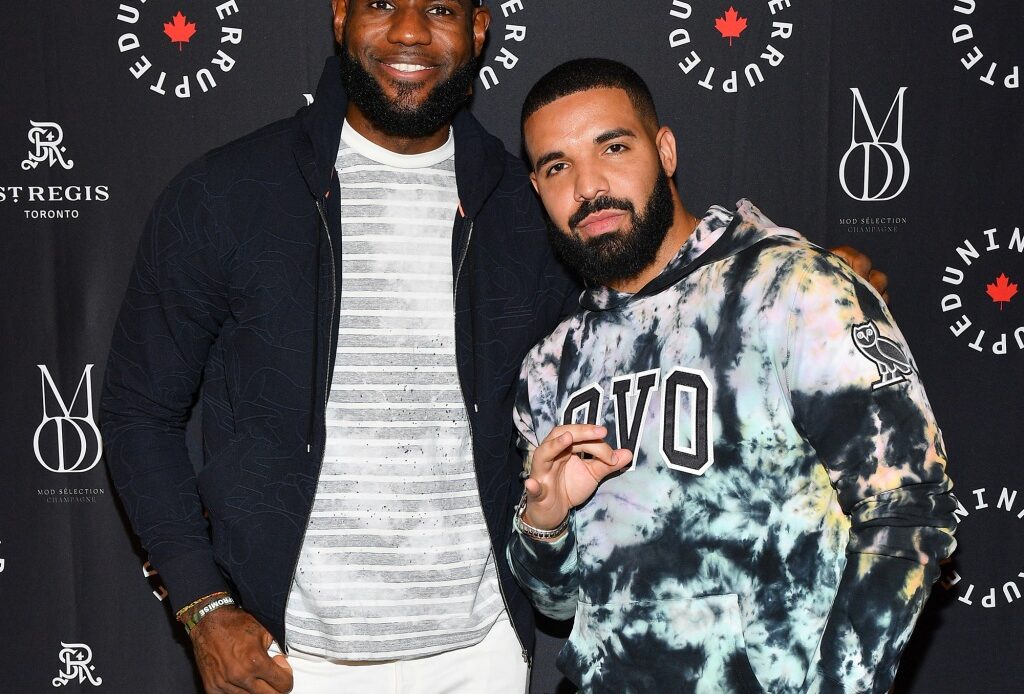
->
[655,126,677,178]
[332,0,348,45]
[472,6,491,57]
[529,171,539,194]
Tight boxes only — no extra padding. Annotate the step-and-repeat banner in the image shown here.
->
[2,1,1021,692]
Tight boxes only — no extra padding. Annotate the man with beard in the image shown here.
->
[102,1,573,692]
[101,1,886,692]
[508,59,957,693]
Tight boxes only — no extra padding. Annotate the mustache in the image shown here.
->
[568,196,635,230]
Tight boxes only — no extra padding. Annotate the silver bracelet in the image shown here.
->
[514,490,570,541]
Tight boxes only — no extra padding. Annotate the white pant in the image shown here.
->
[270,618,529,694]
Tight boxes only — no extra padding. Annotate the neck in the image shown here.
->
[608,196,698,294]
[345,104,452,155]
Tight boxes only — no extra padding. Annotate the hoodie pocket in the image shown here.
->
[562,593,764,694]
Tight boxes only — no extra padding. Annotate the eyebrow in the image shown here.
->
[533,150,566,173]
[594,128,637,144]
[532,128,638,173]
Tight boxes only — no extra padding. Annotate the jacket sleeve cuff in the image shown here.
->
[509,524,577,584]
[155,549,232,614]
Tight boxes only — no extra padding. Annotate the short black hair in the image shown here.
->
[521,58,660,134]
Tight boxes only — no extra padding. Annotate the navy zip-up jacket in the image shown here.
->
[100,57,578,655]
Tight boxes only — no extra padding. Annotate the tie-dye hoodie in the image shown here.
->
[508,200,957,694]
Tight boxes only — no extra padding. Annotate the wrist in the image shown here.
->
[177,592,236,636]
[522,507,567,532]
[514,490,570,542]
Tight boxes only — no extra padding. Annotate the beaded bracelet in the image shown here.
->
[182,595,236,635]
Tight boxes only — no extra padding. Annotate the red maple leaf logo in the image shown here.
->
[164,11,197,52]
[715,6,748,46]
[986,273,1018,310]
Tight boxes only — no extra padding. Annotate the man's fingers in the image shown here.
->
[545,424,607,442]
[868,269,890,304]
[238,682,280,694]
[247,679,290,694]
[534,425,607,471]
[250,653,294,693]
[209,681,248,694]
[530,432,572,475]
[583,448,633,482]
[830,245,873,279]
[568,440,618,464]
[524,477,542,498]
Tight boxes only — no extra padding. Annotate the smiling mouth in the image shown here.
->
[379,60,438,78]
[389,63,434,72]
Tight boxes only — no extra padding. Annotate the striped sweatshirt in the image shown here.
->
[285,122,503,661]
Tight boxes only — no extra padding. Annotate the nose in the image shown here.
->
[573,163,610,203]
[387,6,432,46]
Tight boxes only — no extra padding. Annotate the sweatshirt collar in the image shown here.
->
[297,57,507,217]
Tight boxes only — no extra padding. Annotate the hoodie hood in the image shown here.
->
[581,199,802,311]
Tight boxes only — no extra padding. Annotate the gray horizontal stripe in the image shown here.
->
[338,296,451,311]
[299,552,489,569]
[313,478,478,494]
[293,570,490,588]
[301,534,489,550]
[327,387,463,399]
[318,456,472,469]
[286,623,496,657]
[322,435,466,445]
[291,590,497,614]
[340,198,457,209]
[340,278,452,293]
[335,163,456,177]
[330,382,461,393]
[289,601,498,631]
[308,500,483,518]
[341,204,456,219]
[331,356,456,366]
[334,167,455,182]
[306,518,485,535]
[286,608,495,626]
[342,259,451,274]
[335,335,455,350]
[326,400,466,411]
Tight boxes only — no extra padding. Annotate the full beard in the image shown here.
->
[546,170,676,287]
[339,43,478,139]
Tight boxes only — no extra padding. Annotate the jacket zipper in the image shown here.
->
[281,197,337,652]
[454,217,530,665]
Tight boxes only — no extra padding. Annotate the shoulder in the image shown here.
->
[164,114,303,198]
[496,148,535,194]
[205,115,303,188]
[523,312,582,374]
[737,235,868,305]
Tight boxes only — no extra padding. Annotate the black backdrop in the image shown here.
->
[2,1,1022,692]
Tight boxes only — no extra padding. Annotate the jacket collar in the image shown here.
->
[296,56,508,217]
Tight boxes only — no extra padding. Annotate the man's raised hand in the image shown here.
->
[522,425,632,537]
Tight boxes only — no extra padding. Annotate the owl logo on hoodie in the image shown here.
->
[852,320,914,390]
